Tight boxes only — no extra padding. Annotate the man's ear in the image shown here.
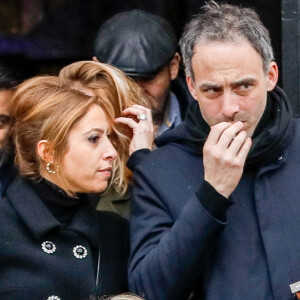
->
[186,76,198,101]
[169,52,181,80]
[92,56,100,63]
[36,140,55,163]
[267,61,278,91]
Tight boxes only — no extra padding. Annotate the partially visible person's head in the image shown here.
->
[180,1,274,79]
[59,60,148,194]
[180,1,278,137]
[97,293,145,300]
[93,10,180,125]
[11,76,118,196]
[0,63,22,151]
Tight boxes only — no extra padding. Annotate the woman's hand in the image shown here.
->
[115,104,154,155]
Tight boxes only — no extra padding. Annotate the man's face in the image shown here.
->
[187,40,278,137]
[0,89,12,150]
[134,65,172,124]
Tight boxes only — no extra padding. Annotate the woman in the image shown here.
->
[59,61,153,218]
[0,75,130,299]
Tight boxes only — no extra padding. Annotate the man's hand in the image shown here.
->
[203,121,252,198]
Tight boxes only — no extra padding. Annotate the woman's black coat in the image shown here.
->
[0,177,129,300]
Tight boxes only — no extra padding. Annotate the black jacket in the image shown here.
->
[0,177,129,300]
[128,87,300,300]
[0,149,17,197]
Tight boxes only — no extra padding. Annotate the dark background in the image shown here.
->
[3,0,297,114]
[0,0,281,74]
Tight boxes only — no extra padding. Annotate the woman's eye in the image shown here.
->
[0,116,10,128]
[88,135,100,143]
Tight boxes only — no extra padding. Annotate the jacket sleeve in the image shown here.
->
[128,166,230,300]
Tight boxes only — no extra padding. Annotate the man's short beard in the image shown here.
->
[152,104,167,125]
[149,87,171,126]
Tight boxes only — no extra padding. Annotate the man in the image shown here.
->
[93,10,192,136]
[128,2,300,300]
[0,63,21,196]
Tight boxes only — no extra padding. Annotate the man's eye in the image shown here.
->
[203,88,222,98]
[239,84,250,90]
[88,135,100,143]
[205,88,219,94]
[236,83,254,92]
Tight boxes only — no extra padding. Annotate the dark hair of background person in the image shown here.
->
[0,62,23,90]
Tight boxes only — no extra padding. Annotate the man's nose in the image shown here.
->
[220,92,239,118]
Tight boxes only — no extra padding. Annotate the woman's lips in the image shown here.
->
[98,167,112,177]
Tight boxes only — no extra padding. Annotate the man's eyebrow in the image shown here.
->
[231,77,257,87]
[199,82,222,91]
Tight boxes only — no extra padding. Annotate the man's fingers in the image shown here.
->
[236,137,252,163]
[216,121,244,149]
[206,122,232,145]
[228,130,247,156]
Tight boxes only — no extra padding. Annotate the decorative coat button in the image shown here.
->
[41,241,56,254]
[47,295,61,300]
[73,245,88,259]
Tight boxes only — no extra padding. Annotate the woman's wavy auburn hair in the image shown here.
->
[59,61,149,195]
[11,75,113,196]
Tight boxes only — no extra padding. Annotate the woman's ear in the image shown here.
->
[36,140,55,163]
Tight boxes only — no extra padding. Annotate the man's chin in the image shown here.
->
[152,110,165,125]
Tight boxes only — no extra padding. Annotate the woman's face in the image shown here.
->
[61,104,118,193]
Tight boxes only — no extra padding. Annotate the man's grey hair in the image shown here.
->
[179,1,274,79]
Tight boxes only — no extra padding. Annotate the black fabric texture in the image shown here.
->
[196,181,233,222]
[29,178,90,226]
[127,148,151,171]
[0,148,17,197]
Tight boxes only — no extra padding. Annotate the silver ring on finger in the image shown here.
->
[137,113,147,121]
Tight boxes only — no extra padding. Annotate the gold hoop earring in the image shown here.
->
[46,162,59,174]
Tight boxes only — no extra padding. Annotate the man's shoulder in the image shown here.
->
[287,117,300,148]
[134,142,203,186]
[139,142,192,166]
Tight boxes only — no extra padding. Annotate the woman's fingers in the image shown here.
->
[115,117,138,129]
[122,106,152,121]
[115,105,154,155]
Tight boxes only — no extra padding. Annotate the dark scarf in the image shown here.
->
[29,178,90,226]
[183,86,294,169]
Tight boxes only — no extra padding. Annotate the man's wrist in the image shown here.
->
[196,180,234,222]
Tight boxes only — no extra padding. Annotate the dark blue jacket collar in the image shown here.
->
[7,176,101,247]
